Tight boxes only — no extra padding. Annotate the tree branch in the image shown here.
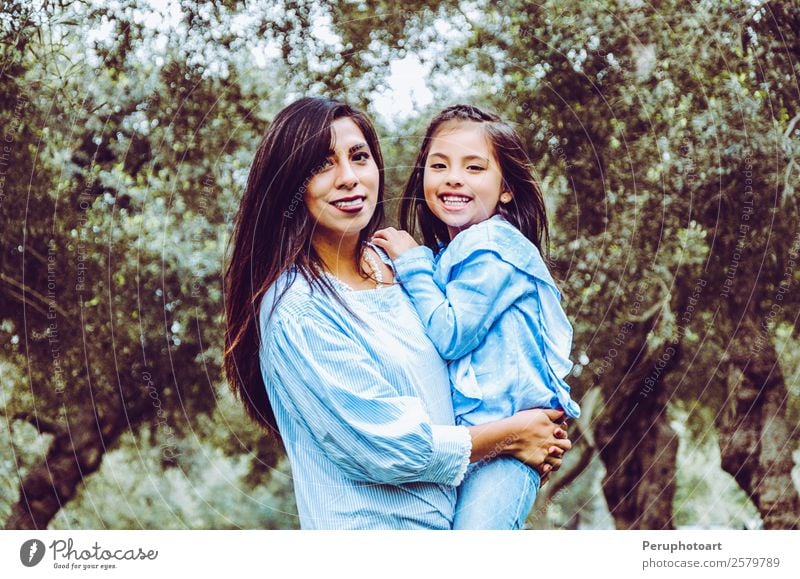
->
[13,411,65,437]
[783,113,800,141]
[0,284,48,317]
[0,272,70,318]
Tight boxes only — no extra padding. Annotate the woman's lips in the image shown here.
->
[331,195,366,213]
[438,193,472,211]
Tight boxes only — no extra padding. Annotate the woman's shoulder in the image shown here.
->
[259,269,321,329]
[365,241,397,274]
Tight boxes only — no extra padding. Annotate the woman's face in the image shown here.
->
[423,121,507,239]
[305,117,379,246]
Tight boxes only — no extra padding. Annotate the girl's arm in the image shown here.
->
[390,245,533,360]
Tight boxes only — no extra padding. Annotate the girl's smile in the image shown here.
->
[438,192,474,211]
[423,121,509,239]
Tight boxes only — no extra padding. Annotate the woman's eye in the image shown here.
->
[353,151,370,162]
[467,165,486,172]
[429,163,446,169]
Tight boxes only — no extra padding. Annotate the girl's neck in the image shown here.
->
[447,213,499,240]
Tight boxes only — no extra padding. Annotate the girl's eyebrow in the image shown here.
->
[429,152,489,163]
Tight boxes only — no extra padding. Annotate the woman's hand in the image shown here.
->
[503,409,570,472]
[467,408,571,479]
[540,415,570,485]
[372,227,419,260]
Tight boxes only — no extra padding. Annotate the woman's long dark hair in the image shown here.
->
[224,97,385,434]
[400,104,549,256]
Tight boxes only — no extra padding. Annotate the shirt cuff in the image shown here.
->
[393,245,435,281]
[419,424,472,486]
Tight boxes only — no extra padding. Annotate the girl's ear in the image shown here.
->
[500,192,513,204]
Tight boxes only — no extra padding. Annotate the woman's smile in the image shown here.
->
[305,117,379,242]
[330,194,367,213]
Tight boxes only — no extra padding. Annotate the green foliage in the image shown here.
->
[776,322,800,427]
[0,417,52,523]
[0,0,302,528]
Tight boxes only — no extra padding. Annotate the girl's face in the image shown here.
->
[305,117,380,246]
[423,121,507,239]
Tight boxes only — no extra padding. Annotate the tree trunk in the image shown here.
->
[4,410,124,530]
[595,322,680,529]
[717,306,800,529]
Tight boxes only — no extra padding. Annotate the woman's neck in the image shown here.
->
[313,233,361,278]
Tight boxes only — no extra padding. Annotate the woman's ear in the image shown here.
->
[500,192,513,204]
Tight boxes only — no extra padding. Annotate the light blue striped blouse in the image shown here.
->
[258,259,472,529]
[393,215,581,427]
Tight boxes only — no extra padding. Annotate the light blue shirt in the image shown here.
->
[393,215,580,427]
[259,259,472,529]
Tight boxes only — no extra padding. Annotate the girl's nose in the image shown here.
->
[445,168,463,187]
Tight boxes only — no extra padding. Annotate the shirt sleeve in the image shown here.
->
[262,308,471,486]
[394,245,534,360]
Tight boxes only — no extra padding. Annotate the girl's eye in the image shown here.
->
[353,151,370,162]
[429,162,446,169]
[467,165,486,172]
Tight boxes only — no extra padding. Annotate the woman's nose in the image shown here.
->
[335,161,359,189]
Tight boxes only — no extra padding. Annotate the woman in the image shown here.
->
[224,97,571,529]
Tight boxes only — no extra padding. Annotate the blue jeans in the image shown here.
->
[452,456,540,530]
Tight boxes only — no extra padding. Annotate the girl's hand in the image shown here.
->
[372,227,419,259]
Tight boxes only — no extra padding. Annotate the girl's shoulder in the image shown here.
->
[440,216,554,283]
[445,214,529,252]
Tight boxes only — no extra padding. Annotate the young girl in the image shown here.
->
[373,104,580,530]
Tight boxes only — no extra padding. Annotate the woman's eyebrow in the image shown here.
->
[327,142,368,156]
[348,142,368,154]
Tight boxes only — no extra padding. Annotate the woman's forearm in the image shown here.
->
[467,419,520,463]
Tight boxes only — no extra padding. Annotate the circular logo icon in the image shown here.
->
[20,539,46,567]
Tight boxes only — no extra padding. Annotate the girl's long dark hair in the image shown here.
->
[224,97,385,434]
[400,104,549,256]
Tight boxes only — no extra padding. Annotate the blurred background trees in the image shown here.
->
[1,0,798,529]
